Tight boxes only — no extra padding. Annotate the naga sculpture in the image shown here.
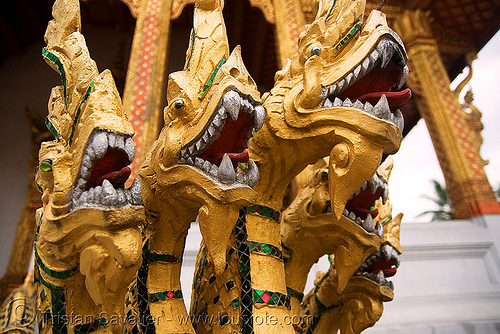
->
[35,0,144,332]
[191,0,410,333]
[31,0,412,333]
[282,158,402,333]
[137,0,263,332]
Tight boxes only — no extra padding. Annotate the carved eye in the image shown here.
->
[311,46,321,56]
[39,159,53,172]
[173,99,185,110]
[321,170,329,180]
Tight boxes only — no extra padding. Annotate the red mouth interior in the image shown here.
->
[345,188,381,220]
[370,257,398,277]
[200,113,253,167]
[85,148,131,190]
[338,61,411,111]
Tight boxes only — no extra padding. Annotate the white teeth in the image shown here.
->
[372,94,391,120]
[324,98,333,108]
[394,108,404,132]
[334,97,342,107]
[92,132,108,159]
[342,98,352,107]
[102,179,118,206]
[368,177,377,194]
[254,105,265,132]
[362,57,371,73]
[202,160,212,173]
[370,49,379,63]
[337,79,346,93]
[343,209,349,216]
[375,221,383,239]
[354,64,362,79]
[329,84,337,96]
[209,164,218,179]
[363,214,374,232]
[378,40,393,69]
[388,281,394,290]
[382,186,389,204]
[345,72,354,85]
[130,178,142,205]
[107,133,117,148]
[218,154,236,184]
[246,160,259,188]
[397,65,409,90]
[223,90,241,122]
[124,137,135,162]
[376,271,385,283]
[353,100,364,110]
[349,212,356,220]
[194,157,204,168]
[364,101,373,113]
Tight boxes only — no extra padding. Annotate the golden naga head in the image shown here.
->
[265,0,410,229]
[37,0,142,217]
[139,0,263,272]
[35,0,143,322]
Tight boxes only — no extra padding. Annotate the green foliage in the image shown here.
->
[418,180,455,221]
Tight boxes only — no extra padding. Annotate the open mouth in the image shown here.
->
[354,242,400,290]
[178,90,264,187]
[321,37,411,132]
[71,129,141,211]
[342,172,388,237]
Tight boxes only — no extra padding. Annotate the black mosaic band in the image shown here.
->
[142,239,182,264]
[247,205,280,223]
[234,208,254,333]
[253,289,290,309]
[149,290,183,303]
[138,241,156,334]
[287,287,304,303]
[249,241,283,261]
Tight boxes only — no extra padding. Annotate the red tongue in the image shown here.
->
[345,189,381,220]
[95,166,131,188]
[356,88,412,107]
[371,259,398,277]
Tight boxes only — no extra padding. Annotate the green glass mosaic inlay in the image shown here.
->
[247,205,280,222]
[325,0,337,21]
[149,289,183,303]
[44,117,59,140]
[42,48,68,108]
[198,58,226,99]
[286,287,304,303]
[334,22,362,52]
[253,289,290,309]
[249,241,283,260]
[69,82,94,146]
[186,28,196,70]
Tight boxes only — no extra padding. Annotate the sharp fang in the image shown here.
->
[246,160,259,188]
[334,97,342,107]
[92,132,108,159]
[397,65,409,90]
[223,90,241,122]
[202,160,212,173]
[375,222,383,239]
[369,49,379,64]
[376,271,385,283]
[363,214,374,232]
[324,98,333,108]
[368,178,377,194]
[209,164,218,179]
[372,94,391,120]
[254,105,265,132]
[362,57,371,74]
[394,108,404,132]
[218,154,236,184]
[337,79,345,93]
[102,179,118,206]
[124,137,135,162]
[130,178,142,205]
